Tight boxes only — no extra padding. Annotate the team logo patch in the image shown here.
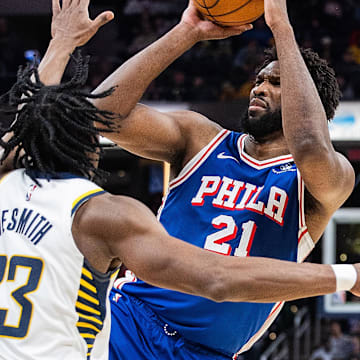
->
[26,184,38,201]
[272,163,296,174]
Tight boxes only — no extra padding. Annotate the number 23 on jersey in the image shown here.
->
[0,255,44,339]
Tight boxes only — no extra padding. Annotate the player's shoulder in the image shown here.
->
[170,110,225,167]
[74,193,157,232]
[171,110,222,135]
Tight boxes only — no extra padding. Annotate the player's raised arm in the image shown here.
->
[263,0,354,212]
[0,0,114,178]
[92,1,253,164]
[39,0,114,85]
[72,192,360,303]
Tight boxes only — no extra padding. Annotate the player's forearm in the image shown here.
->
[214,256,337,303]
[37,38,75,85]
[135,235,337,303]
[92,22,199,117]
[271,24,331,157]
[270,23,355,204]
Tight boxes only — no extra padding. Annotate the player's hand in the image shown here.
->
[350,264,360,297]
[51,0,114,48]
[181,0,253,41]
[263,0,291,31]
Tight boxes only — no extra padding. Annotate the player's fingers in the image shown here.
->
[77,0,90,9]
[225,24,253,35]
[62,0,72,9]
[52,0,61,17]
[92,11,114,31]
[233,24,253,32]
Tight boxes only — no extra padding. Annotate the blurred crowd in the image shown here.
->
[93,0,360,102]
[0,0,360,101]
[310,320,360,360]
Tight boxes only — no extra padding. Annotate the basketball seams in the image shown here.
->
[203,0,218,24]
[194,0,264,26]
[210,0,254,17]
[194,0,221,10]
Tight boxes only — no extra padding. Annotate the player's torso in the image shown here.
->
[0,170,115,360]
[119,130,314,357]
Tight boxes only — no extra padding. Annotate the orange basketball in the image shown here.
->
[194,0,264,26]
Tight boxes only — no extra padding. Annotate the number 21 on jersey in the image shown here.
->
[204,215,257,257]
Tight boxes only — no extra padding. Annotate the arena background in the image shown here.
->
[0,1,360,358]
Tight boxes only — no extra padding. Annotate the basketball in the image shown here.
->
[194,0,264,26]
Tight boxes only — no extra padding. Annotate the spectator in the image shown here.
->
[310,337,333,360]
[329,321,354,360]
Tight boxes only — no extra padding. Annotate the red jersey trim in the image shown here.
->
[237,134,294,170]
[169,129,230,190]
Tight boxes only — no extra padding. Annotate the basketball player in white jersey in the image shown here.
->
[1,1,360,360]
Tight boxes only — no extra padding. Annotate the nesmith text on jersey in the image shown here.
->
[0,207,53,245]
[191,176,288,226]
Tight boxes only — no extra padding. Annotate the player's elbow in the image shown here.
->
[207,287,230,303]
[203,259,258,303]
[204,267,246,303]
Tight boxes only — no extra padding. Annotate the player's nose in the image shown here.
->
[252,82,270,98]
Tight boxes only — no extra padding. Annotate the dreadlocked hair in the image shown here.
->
[0,52,118,184]
[256,46,341,121]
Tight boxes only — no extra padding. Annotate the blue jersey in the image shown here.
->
[117,130,315,357]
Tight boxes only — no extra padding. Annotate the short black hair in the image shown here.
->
[0,52,117,183]
[257,46,341,121]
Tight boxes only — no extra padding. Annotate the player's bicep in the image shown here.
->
[102,104,221,164]
[101,196,220,297]
[73,194,219,297]
[102,104,186,162]
[72,193,174,273]
[105,196,182,275]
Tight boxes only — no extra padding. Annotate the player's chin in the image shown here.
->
[248,106,266,119]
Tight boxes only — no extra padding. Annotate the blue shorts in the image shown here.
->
[109,290,232,360]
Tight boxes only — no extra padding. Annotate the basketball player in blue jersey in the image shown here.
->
[88,0,356,359]
[3,1,360,359]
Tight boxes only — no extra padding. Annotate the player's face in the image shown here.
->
[240,61,282,141]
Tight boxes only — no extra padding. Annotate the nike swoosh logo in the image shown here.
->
[217,152,240,164]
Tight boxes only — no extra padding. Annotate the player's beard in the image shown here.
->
[239,107,283,142]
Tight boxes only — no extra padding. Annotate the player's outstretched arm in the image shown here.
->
[72,193,360,303]
[92,1,252,164]
[0,0,114,178]
[39,0,114,85]
[263,0,354,213]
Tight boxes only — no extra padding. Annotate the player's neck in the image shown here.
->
[244,131,289,161]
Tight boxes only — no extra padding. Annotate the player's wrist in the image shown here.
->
[331,264,358,292]
[268,21,293,38]
[176,21,203,43]
[49,37,77,54]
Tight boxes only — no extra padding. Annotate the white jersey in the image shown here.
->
[0,169,117,360]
